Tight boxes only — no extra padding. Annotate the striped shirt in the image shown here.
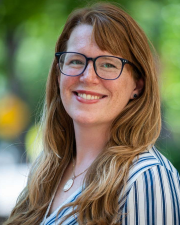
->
[40,146,180,225]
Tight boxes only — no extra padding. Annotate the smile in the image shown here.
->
[73,91,107,102]
[77,93,102,100]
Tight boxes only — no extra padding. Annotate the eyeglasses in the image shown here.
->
[55,52,136,80]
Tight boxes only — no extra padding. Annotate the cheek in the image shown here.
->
[59,76,67,101]
[59,75,69,93]
[60,75,78,87]
[109,80,134,107]
[59,76,78,99]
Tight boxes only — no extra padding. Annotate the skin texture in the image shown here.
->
[58,24,140,129]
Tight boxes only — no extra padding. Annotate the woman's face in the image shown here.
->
[58,24,140,128]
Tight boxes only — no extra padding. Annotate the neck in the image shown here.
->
[73,122,110,172]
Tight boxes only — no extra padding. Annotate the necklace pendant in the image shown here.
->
[63,178,74,192]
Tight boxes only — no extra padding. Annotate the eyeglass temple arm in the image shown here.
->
[55,52,61,60]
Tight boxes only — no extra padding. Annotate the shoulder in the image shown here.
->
[119,146,180,225]
[130,146,180,181]
[127,146,179,190]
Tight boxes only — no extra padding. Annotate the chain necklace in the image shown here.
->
[63,159,89,192]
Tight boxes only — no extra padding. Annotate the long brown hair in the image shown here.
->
[4,2,161,225]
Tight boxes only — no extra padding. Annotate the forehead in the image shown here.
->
[66,24,114,56]
[66,24,95,50]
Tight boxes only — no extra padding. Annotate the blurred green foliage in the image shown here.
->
[0,0,180,171]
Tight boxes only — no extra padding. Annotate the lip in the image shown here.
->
[73,90,107,104]
[75,90,105,96]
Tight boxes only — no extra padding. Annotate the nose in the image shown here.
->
[79,61,100,84]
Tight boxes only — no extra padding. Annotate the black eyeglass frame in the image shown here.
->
[55,52,137,80]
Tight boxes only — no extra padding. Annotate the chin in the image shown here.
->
[71,115,112,128]
[73,117,97,126]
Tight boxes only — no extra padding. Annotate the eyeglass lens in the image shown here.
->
[59,52,122,79]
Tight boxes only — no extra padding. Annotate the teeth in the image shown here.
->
[87,94,91,100]
[78,93,101,100]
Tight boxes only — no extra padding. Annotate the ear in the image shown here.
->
[130,78,144,99]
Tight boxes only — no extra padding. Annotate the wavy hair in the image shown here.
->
[4,2,161,225]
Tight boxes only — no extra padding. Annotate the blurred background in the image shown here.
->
[0,0,180,223]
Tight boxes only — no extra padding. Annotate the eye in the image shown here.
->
[69,60,84,65]
[101,63,116,68]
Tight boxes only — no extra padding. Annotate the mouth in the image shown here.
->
[73,91,107,100]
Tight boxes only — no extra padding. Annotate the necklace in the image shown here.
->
[63,159,89,192]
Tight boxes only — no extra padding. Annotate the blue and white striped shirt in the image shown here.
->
[40,146,180,225]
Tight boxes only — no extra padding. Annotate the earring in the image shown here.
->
[134,94,138,98]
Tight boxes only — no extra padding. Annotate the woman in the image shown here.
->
[4,2,180,225]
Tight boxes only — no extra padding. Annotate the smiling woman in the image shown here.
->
[4,2,180,225]
[59,24,140,127]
